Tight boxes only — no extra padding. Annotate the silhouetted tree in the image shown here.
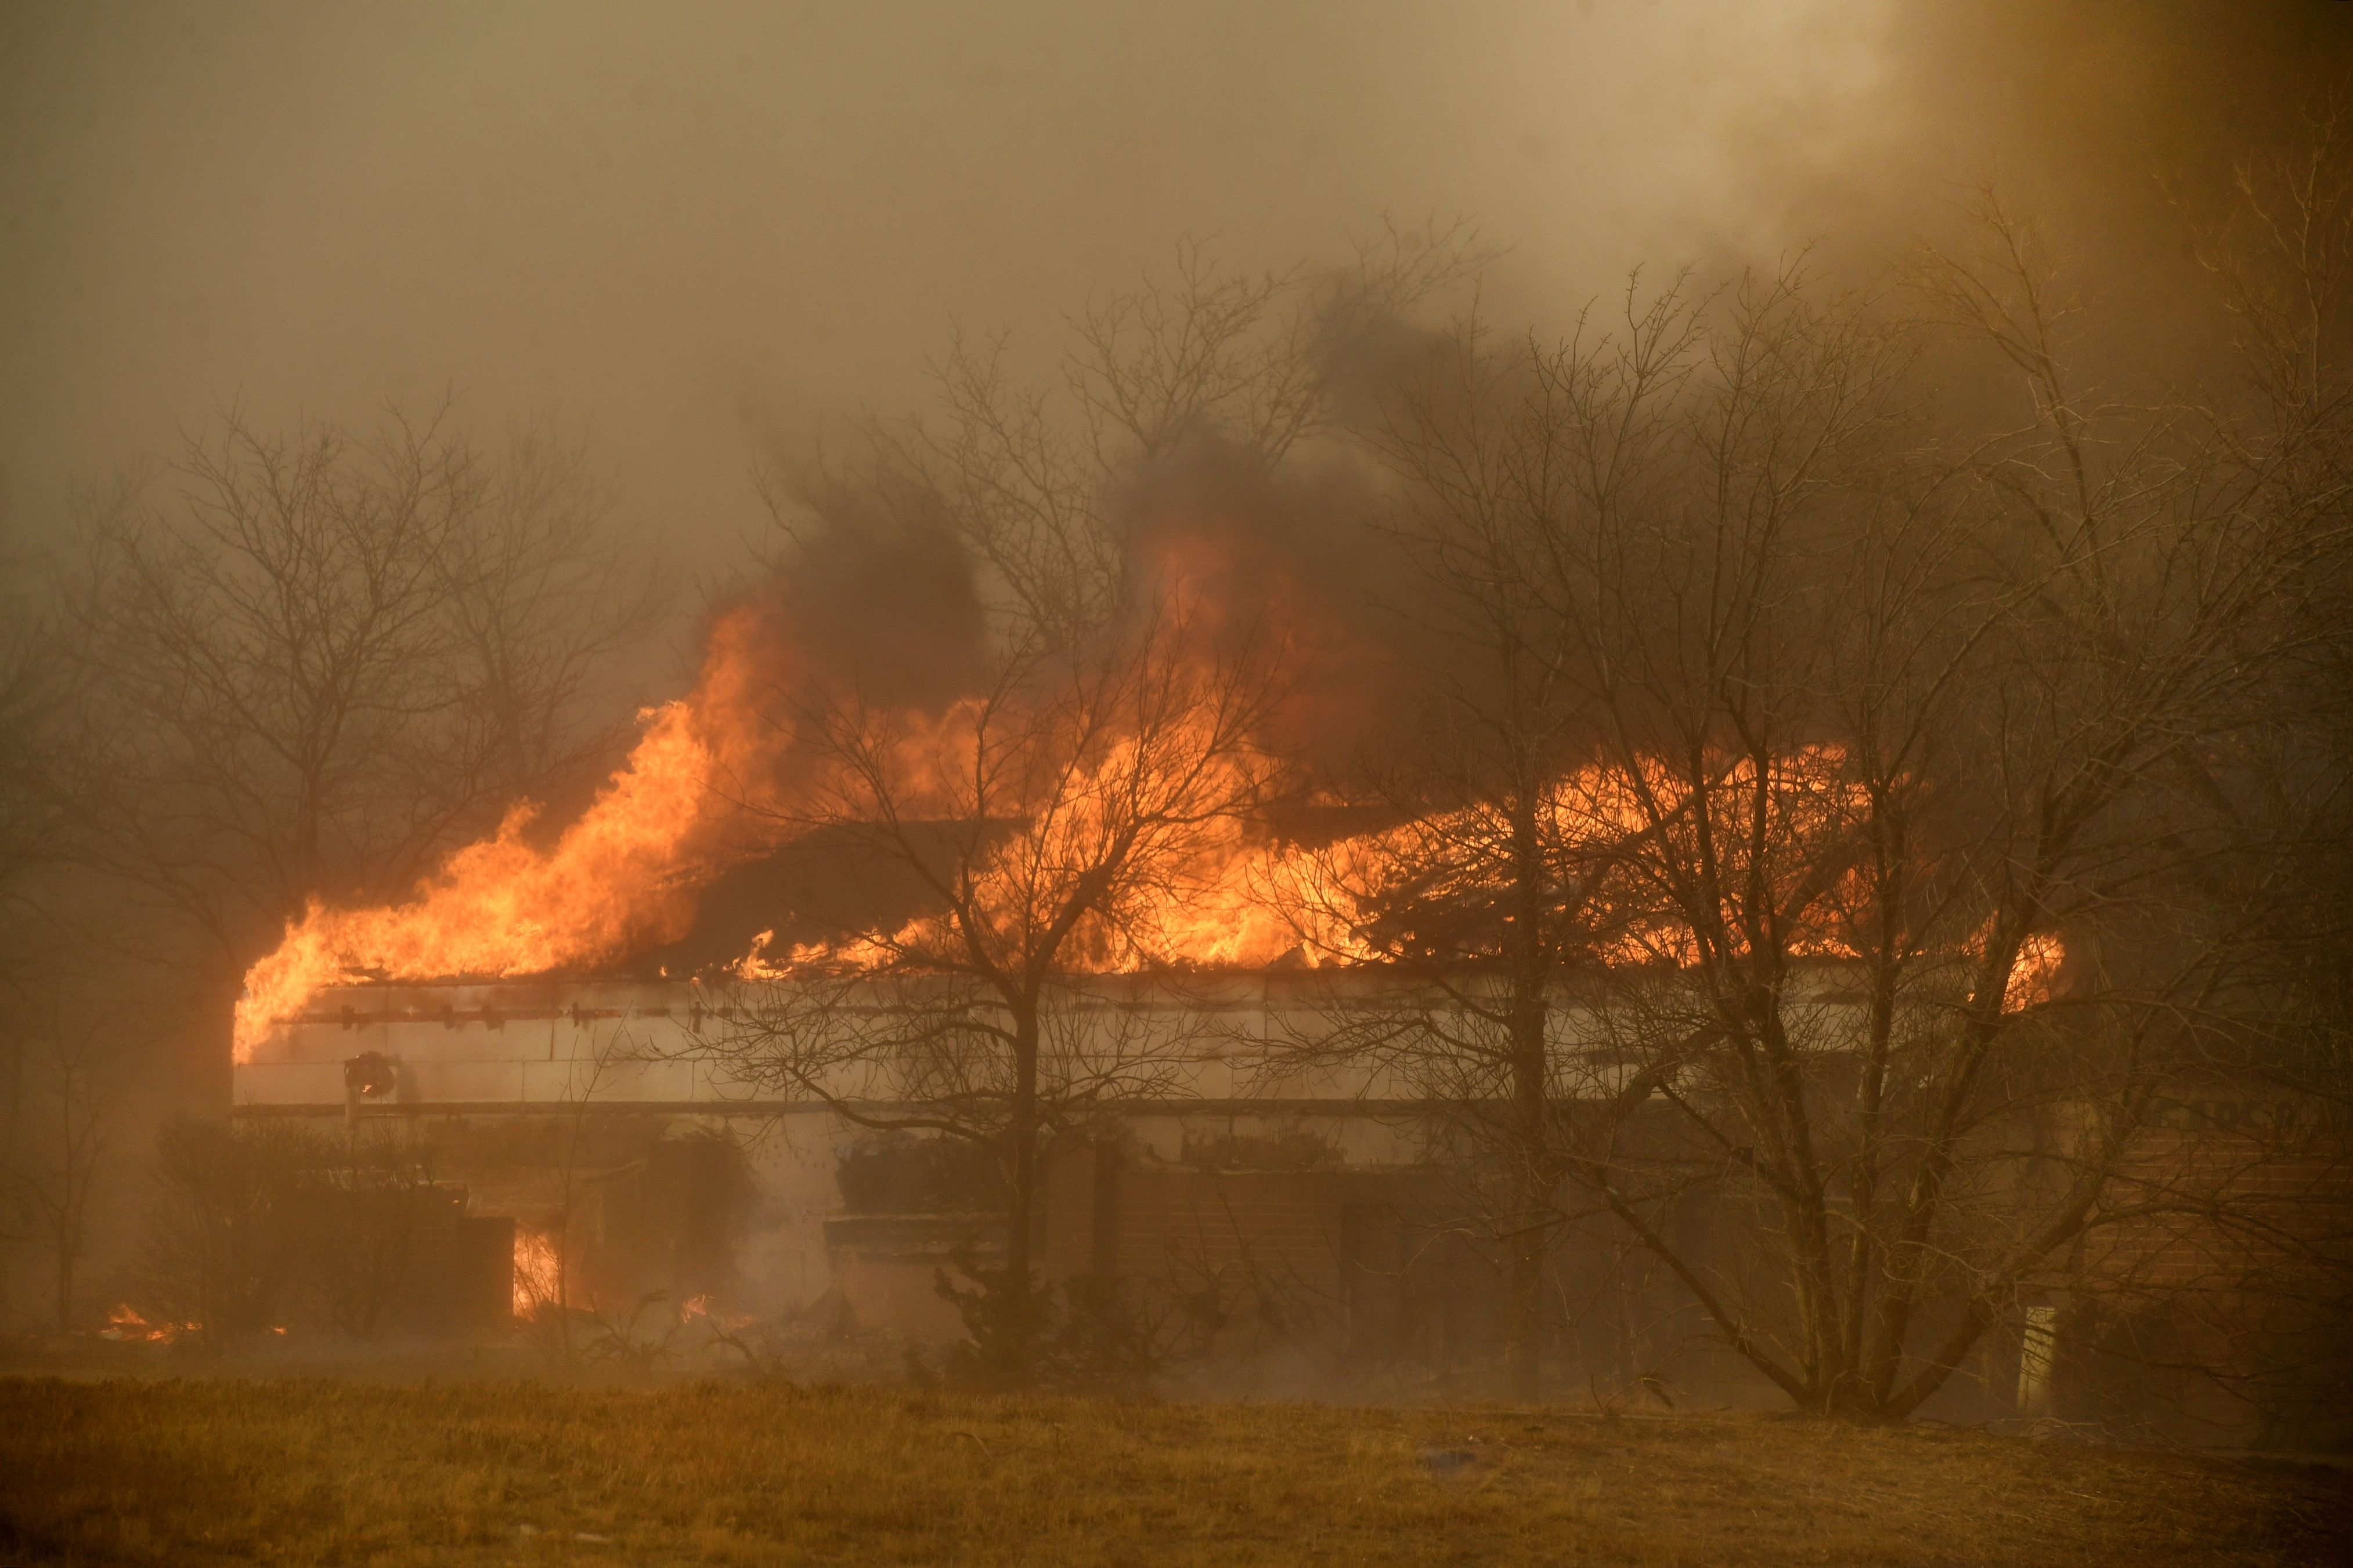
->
[55,407,668,971]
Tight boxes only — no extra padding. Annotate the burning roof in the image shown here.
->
[229,503,2070,1063]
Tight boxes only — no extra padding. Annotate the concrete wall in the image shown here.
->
[225,971,1868,1395]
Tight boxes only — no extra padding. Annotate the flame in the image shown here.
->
[513,1228,562,1318]
[678,1293,755,1331]
[749,741,1909,981]
[236,562,2062,1046]
[2004,931,2065,1012]
[730,928,787,980]
[766,707,1333,976]
[1141,818,1362,969]
[236,603,793,1058]
[100,1305,195,1343]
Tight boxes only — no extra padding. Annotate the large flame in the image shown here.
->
[234,602,790,1059]
[741,740,1923,981]
[513,1229,562,1318]
[241,584,2062,1057]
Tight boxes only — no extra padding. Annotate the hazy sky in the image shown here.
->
[4,1,2345,570]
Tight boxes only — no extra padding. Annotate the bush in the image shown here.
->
[138,1118,321,1337]
[925,1255,1182,1396]
[138,1117,475,1340]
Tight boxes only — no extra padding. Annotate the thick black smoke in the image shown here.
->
[1110,432,1437,790]
[764,509,990,715]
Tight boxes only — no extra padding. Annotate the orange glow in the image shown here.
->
[759,706,1349,975]
[100,1305,195,1343]
[235,601,793,1058]
[749,743,1894,980]
[237,568,2040,1038]
[1139,815,1366,969]
[677,1293,756,1331]
[513,1229,563,1318]
[2004,931,2065,1012]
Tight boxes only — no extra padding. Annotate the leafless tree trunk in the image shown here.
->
[706,237,1473,1383]
[1294,142,2348,1417]
[1263,289,1701,1399]
[705,602,1275,1380]
[55,406,667,974]
[0,1020,117,1332]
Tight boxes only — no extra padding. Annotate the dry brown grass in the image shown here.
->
[1,1376,2345,1565]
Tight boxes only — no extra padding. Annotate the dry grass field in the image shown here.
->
[1,1376,2347,1565]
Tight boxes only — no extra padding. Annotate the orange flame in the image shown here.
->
[236,604,791,1058]
[237,568,2063,1045]
[750,742,1908,980]
[513,1229,562,1318]
[2004,931,2065,1012]
[100,1304,196,1343]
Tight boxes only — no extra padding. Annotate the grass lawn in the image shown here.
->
[2,1375,2347,1565]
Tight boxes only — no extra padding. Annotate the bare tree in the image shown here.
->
[705,601,1276,1382]
[0,564,156,1331]
[515,1031,645,1360]
[1549,193,2343,1418]
[702,236,1477,1382]
[0,527,79,1017]
[2187,89,2353,1104]
[1258,286,1704,1400]
[0,1014,120,1332]
[1275,162,2349,1424]
[56,406,667,972]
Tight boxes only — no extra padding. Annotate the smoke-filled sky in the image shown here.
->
[3,1,2347,572]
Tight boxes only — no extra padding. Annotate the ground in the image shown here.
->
[1,1376,2347,1565]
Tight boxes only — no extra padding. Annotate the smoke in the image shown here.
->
[1756,2,2353,398]
[8,1,2341,951]
[1861,1,2346,245]
[1111,433,1430,788]
[760,511,990,716]
[9,2,2340,583]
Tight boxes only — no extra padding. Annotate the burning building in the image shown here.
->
[233,932,1921,1393]
[211,506,2341,1437]
[221,552,1580,1374]
[234,966,1465,1360]
[213,573,2016,1405]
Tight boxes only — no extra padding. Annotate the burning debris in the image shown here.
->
[99,1305,196,1343]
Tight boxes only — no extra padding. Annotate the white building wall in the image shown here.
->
[230,970,1870,1331]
